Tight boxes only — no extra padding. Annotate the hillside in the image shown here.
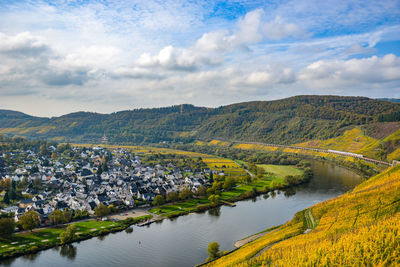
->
[1,95,400,148]
[205,165,400,267]
[296,127,400,161]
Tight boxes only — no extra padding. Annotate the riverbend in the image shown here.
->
[1,161,362,267]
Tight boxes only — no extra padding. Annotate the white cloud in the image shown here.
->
[263,16,303,41]
[0,1,399,116]
[0,32,49,56]
[298,54,400,88]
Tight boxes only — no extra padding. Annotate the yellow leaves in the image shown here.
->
[209,140,230,146]
[234,143,278,152]
[209,166,400,267]
[296,128,383,159]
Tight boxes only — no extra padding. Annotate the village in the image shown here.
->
[0,144,213,225]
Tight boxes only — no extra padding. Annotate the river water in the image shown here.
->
[2,161,362,267]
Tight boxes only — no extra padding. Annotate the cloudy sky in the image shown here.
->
[0,0,399,117]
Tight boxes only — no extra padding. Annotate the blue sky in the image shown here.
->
[0,0,399,116]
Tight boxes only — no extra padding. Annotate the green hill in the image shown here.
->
[1,95,400,149]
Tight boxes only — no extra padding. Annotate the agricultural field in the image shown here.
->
[234,143,279,152]
[208,140,230,146]
[296,128,400,161]
[257,164,303,179]
[206,165,400,267]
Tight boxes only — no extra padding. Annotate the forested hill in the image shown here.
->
[1,95,400,145]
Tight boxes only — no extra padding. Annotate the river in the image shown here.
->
[1,161,362,267]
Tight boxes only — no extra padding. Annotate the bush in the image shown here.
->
[60,224,77,244]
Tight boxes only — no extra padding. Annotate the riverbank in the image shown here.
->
[233,225,281,248]
[204,165,400,267]
[149,164,310,218]
[0,163,308,261]
[0,215,152,260]
[1,160,362,267]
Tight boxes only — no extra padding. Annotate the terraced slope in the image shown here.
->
[205,165,400,267]
[296,128,400,161]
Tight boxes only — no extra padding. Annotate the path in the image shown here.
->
[304,208,316,233]
[234,230,272,248]
[250,210,316,259]
[233,160,255,178]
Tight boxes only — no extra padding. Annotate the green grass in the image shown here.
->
[257,164,303,178]
[149,198,210,215]
[0,216,152,257]
[150,164,302,215]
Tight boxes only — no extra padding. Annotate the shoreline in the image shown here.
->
[0,160,343,262]
[0,214,152,261]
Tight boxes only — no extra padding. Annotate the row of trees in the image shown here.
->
[0,203,107,238]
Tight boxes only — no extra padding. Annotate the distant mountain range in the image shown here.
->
[1,95,400,145]
[377,98,400,103]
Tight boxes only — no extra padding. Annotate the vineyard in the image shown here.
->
[206,165,400,267]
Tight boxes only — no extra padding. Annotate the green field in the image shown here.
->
[257,164,303,178]
[0,215,152,258]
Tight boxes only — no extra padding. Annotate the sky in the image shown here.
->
[0,0,399,117]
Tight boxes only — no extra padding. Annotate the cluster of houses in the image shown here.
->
[0,146,212,223]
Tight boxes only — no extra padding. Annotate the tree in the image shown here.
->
[153,195,164,206]
[256,166,265,179]
[18,176,29,188]
[51,152,57,159]
[196,186,207,196]
[223,177,236,190]
[96,165,103,176]
[60,224,76,244]
[243,174,252,184]
[207,241,222,261]
[3,178,11,191]
[102,163,108,172]
[179,187,192,200]
[9,188,17,201]
[208,194,220,206]
[30,165,39,174]
[166,191,179,202]
[0,218,15,237]
[63,209,72,223]
[94,203,110,218]
[33,177,42,189]
[3,191,10,204]
[209,172,214,183]
[49,209,64,225]
[19,210,40,231]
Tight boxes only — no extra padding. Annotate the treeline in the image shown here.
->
[378,111,400,122]
[0,135,57,153]
[1,95,400,145]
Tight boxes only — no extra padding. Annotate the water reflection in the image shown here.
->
[97,235,107,241]
[59,245,77,260]
[208,207,221,217]
[2,161,362,267]
[283,187,297,198]
[125,227,133,234]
